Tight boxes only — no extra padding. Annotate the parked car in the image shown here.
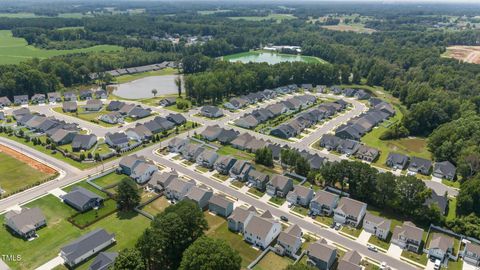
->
[367,244,377,252]
[434,260,441,270]
[280,216,288,222]
[334,223,341,230]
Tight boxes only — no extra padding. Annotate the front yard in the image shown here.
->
[248,187,265,198]
[401,250,428,266]
[292,206,309,216]
[212,173,229,181]
[340,226,362,238]
[368,234,391,250]
[269,196,286,206]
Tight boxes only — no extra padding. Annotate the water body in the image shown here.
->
[112,75,180,99]
[223,51,323,65]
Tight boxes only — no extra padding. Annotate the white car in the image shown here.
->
[434,259,441,270]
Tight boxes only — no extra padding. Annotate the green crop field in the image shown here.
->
[0,30,122,65]
[0,152,54,194]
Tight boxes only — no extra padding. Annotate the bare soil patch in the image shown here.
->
[444,46,480,64]
[0,144,56,174]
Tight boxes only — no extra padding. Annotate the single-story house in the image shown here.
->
[166,113,186,125]
[200,106,223,118]
[209,194,234,217]
[50,129,77,145]
[88,252,118,270]
[433,161,456,180]
[5,207,46,239]
[0,96,12,107]
[100,112,124,124]
[128,106,151,119]
[319,134,343,151]
[13,95,29,105]
[95,90,108,99]
[60,229,115,267]
[47,92,62,103]
[337,139,360,156]
[354,145,379,162]
[408,157,433,175]
[386,153,409,170]
[105,132,129,149]
[217,129,239,144]
[84,100,103,111]
[424,190,448,215]
[333,197,367,228]
[106,101,125,111]
[159,97,176,107]
[126,125,153,141]
[200,125,223,141]
[61,187,104,212]
[79,90,93,100]
[72,134,97,152]
[64,91,77,101]
[31,94,46,104]
[63,101,78,113]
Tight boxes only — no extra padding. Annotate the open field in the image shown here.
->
[322,24,376,34]
[198,9,231,15]
[0,30,122,65]
[443,46,480,64]
[0,145,56,194]
[228,14,296,22]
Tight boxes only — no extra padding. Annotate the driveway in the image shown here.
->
[463,261,479,270]
[387,244,403,259]
[357,230,372,245]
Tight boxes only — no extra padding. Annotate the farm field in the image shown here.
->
[443,46,480,64]
[0,30,122,65]
[0,145,56,195]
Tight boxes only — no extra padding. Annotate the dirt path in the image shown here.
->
[0,144,57,175]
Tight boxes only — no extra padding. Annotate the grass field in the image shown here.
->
[140,196,171,216]
[91,173,128,188]
[0,30,122,65]
[114,67,178,84]
[52,106,117,127]
[322,24,376,34]
[0,151,54,194]
[228,14,296,22]
[252,251,293,270]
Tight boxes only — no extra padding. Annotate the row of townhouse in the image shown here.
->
[386,152,456,179]
[89,61,174,78]
[0,90,108,108]
[224,85,297,111]
[319,134,380,162]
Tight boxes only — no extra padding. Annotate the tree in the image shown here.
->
[255,147,273,167]
[456,176,480,216]
[116,178,140,211]
[375,172,397,206]
[179,236,241,270]
[113,249,146,270]
[175,76,182,97]
[151,88,158,97]
[395,175,430,215]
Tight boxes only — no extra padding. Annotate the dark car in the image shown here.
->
[280,216,288,222]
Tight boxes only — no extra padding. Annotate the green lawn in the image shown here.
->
[114,67,177,84]
[195,165,210,173]
[231,181,245,189]
[91,173,129,188]
[341,226,362,238]
[446,259,463,270]
[0,30,121,65]
[69,199,117,227]
[0,151,55,195]
[206,220,260,268]
[52,106,116,127]
[442,179,460,188]
[213,173,229,181]
[447,197,457,222]
[140,196,171,217]
[292,206,309,216]
[252,251,293,270]
[401,250,428,266]
[269,196,286,206]
[368,234,391,250]
[315,215,334,226]
[63,181,107,197]
[248,187,265,198]
[217,145,255,160]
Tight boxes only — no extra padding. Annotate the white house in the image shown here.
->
[274,224,302,257]
[333,197,367,228]
[165,178,196,201]
[243,212,281,249]
[363,213,391,240]
[286,185,314,207]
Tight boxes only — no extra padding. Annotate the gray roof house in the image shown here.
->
[333,197,367,228]
[335,124,363,141]
[153,117,175,131]
[234,115,259,129]
[386,153,409,170]
[60,229,116,267]
[63,101,78,112]
[196,149,219,168]
[209,194,234,217]
[309,190,340,216]
[337,139,360,156]
[106,101,125,111]
[61,187,104,212]
[229,160,252,181]
[165,178,196,201]
[5,207,46,239]
[94,90,108,99]
[200,125,223,141]
[433,161,456,180]
[147,171,178,192]
[408,157,433,175]
[182,144,205,162]
[274,224,303,257]
[84,99,103,111]
[47,92,62,103]
[13,95,29,105]
[126,124,153,141]
[166,113,186,125]
[266,175,293,198]
[159,97,176,107]
[338,250,362,270]
[243,212,281,249]
[168,138,188,153]
[463,242,480,266]
[214,155,237,175]
[200,106,223,118]
[31,94,46,104]
[306,238,337,270]
[50,129,77,145]
[363,213,391,241]
[128,106,151,119]
[0,96,12,107]
[428,233,454,262]
[231,133,255,150]
[354,145,379,162]
[130,161,157,184]
[217,129,239,144]
[64,91,77,101]
[72,134,97,151]
[228,206,256,233]
[319,134,344,151]
[185,185,213,210]
[424,190,448,215]
[105,132,129,149]
[88,252,118,270]
[287,185,314,207]
[79,90,93,100]
[247,170,270,192]
[100,112,124,124]
[119,154,146,175]
[391,221,424,253]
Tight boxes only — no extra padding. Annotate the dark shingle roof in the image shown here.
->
[61,229,115,263]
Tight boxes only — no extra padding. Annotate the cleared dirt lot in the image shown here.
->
[322,24,376,34]
[444,46,480,64]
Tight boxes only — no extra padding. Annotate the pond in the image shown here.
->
[222,51,325,65]
[112,75,180,99]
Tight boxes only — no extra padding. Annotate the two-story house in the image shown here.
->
[287,185,314,207]
[266,175,293,198]
[243,211,281,250]
[306,238,337,270]
[247,170,270,191]
[363,213,391,241]
[309,190,339,216]
[391,221,424,253]
[333,197,367,228]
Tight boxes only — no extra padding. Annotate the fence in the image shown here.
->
[247,246,274,270]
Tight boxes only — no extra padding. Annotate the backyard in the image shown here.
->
[252,251,293,270]
[140,196,171,216]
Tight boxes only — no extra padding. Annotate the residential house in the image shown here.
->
[363,213,391,240]
[287,185,314,207]
[168,138,188,153]
[275,224,303,257]
[71,134,97,151]
[229,97,249,110]
[386,153,409,170]
[391,221,424,253]
[100,112,124,124]
[31,94,46,104]
[337,250,362,270]
[463,242,480,266]
[0,96,12,108]
[166,113,186,125]
[47,92,61,103]
[214,155,237,175]
[159,97,176,107]
[143,120,163,134]
[94,90,108,99]
[301,83,313,91]
[433,161,456,180]
[63,101,78,113]
[337,140,360,156]
[319,134,344,151]
[374,102,396,116]
[228,206,257,233]
[209,194,234,217]
[165,177,196,201]
[266,103,287,116]
[88,252,118,270]
[408,157,433,175]
[200,125,223,141]
[126,125,153,141]
[424,190,448,215]
[79,90,93,100]
[247,170,270,191]
[428,233,454,262]
[64,91,77,101]
[182,144,205,162]
[270,124,298,139]
[61,187,104,212]
[128,106,151,119]
[60,229,115,267]
[84,100,103,111]
[234,115,259,129]
[335,124,363,141]
[118,103,136,115]
[185,185,213,210]
[50,129,77,145]
[310,190,340,216]
[200,106,223,118]
[266,175,293,198]
[343,88,357,97]
[119,155,146,176]
[231,133,255,150]
[243,212,281,249]
[229,160,252,181]
[13,95,29,105]
[354,89,370,100]
[196,149,219,168]
[354,145,379,162]
[153,116,175,131]
[333,197,367,227]
[217,129,239,144]
[106,101,125,111]
[5,207,46,239]
[130,161,157,184]
[305,238,337,270]
[105,132,129,149]
[147,171,178,192]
